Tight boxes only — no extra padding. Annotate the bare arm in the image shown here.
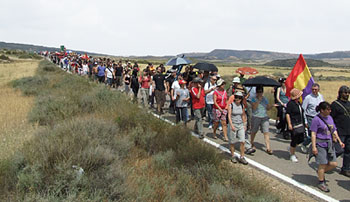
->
[286,114,292,131]
[228,104,234,131]
[311,131,318,155]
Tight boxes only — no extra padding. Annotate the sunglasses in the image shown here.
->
[235,96,243,99]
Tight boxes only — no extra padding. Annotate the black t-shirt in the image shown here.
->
[286,100,304,126]
[115,66,123,76]
[331,99,350,136]
[153,74,166,91]
[88,63,93,75]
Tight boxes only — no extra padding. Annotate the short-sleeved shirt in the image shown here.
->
[105,67,114,78]
[302,93,324,117]
[97,66,106,77]
[230,103,243,124]
[171,80,180,96]
[190,87,205,109]
[311,115,337,148]
[213,90,227,109]
[115,66,123,76]
[153,74,166,91]
[204,81,216,104]
[330,99,350,136]
[175,88,189,108]
[246,86,256,102]
[251,96,269,118]
[286,100,305,126]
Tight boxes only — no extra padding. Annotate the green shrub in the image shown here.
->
[0,54,10,61]
[12,76,49,96]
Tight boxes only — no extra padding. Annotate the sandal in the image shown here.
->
[213,135,218,139]
[266,149,273,155]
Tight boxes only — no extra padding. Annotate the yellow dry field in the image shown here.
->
[0,60,40,159]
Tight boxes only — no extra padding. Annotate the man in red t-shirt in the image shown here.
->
[190,77,206,138]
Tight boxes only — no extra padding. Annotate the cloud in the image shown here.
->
[0,0,350,56]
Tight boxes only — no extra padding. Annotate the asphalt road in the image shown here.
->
[151,100,350,201]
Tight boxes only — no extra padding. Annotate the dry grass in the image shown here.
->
[0,60,40,159]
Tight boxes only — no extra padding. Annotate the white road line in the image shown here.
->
[149,112,339,202]
[56,62,338,202]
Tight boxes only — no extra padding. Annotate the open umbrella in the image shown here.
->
[243,76,280,87]
[193,62,218,72]
[166,55,191,66]
[236,67,258,75]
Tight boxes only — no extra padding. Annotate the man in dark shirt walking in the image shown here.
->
[153,67,167,114]
[114,62,124,88]
[331,85,350,177]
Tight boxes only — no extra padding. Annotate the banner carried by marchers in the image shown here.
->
[285,54,315,101]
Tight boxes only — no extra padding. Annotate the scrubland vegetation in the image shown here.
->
[0,60,281,201]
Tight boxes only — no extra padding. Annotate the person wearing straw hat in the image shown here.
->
[286,88,307,163]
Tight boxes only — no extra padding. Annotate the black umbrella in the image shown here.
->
[193,62,218,72]
[243,76,280,87]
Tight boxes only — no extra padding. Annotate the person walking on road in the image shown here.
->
[152,67,167,114]
[286,88,307,163]
[331,85,350,177]
[204,75,217,129]
[301,83,324,153]
[228,91,248,165]
[311,102,345,192]
[275,78,289,137]
[190,77,206,139]
[139,70,151,107]
[212,79,229,141]
[250,86,275,155]
[174,80,190,124]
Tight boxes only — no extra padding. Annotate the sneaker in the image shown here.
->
[231,157,237,164]
[245,148,255,155]
[238,157,248,165]
[219,126,223,131]
[290,155,298,163]
[317,183,330,192]
[300,145,308,154]
[208,125,213,129]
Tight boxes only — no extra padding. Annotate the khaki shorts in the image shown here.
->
[251,116,269,134]
[228,123,245,144]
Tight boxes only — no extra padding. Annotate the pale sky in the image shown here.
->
[1,0,349,56]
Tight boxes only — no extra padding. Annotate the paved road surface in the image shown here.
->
[145,97,350,201]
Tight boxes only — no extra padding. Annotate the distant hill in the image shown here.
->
[0,41,104,56]
[2,41,350,62]
[264,58,334,67]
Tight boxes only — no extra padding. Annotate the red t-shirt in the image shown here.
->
[190,87,205,109]
[213,89,227,109]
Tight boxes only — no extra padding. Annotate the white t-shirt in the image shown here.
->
[82,64,89,73]
[204,81,216,104]
[105,67,114,78]
[171,80,181,97]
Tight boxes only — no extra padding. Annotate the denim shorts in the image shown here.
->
[251,116,269,134]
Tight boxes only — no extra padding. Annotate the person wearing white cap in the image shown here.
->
[228,91,248,165]
[213,78,229,141]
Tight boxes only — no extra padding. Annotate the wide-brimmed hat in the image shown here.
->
[290,88,303,100]
[232,77,240,83]
[217,78,226,86]
[192,77,203,83]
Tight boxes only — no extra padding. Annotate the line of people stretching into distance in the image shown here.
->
[46,52,350,193]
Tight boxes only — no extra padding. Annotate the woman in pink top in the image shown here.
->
[139,70,151,107]
[213,79,228,141]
